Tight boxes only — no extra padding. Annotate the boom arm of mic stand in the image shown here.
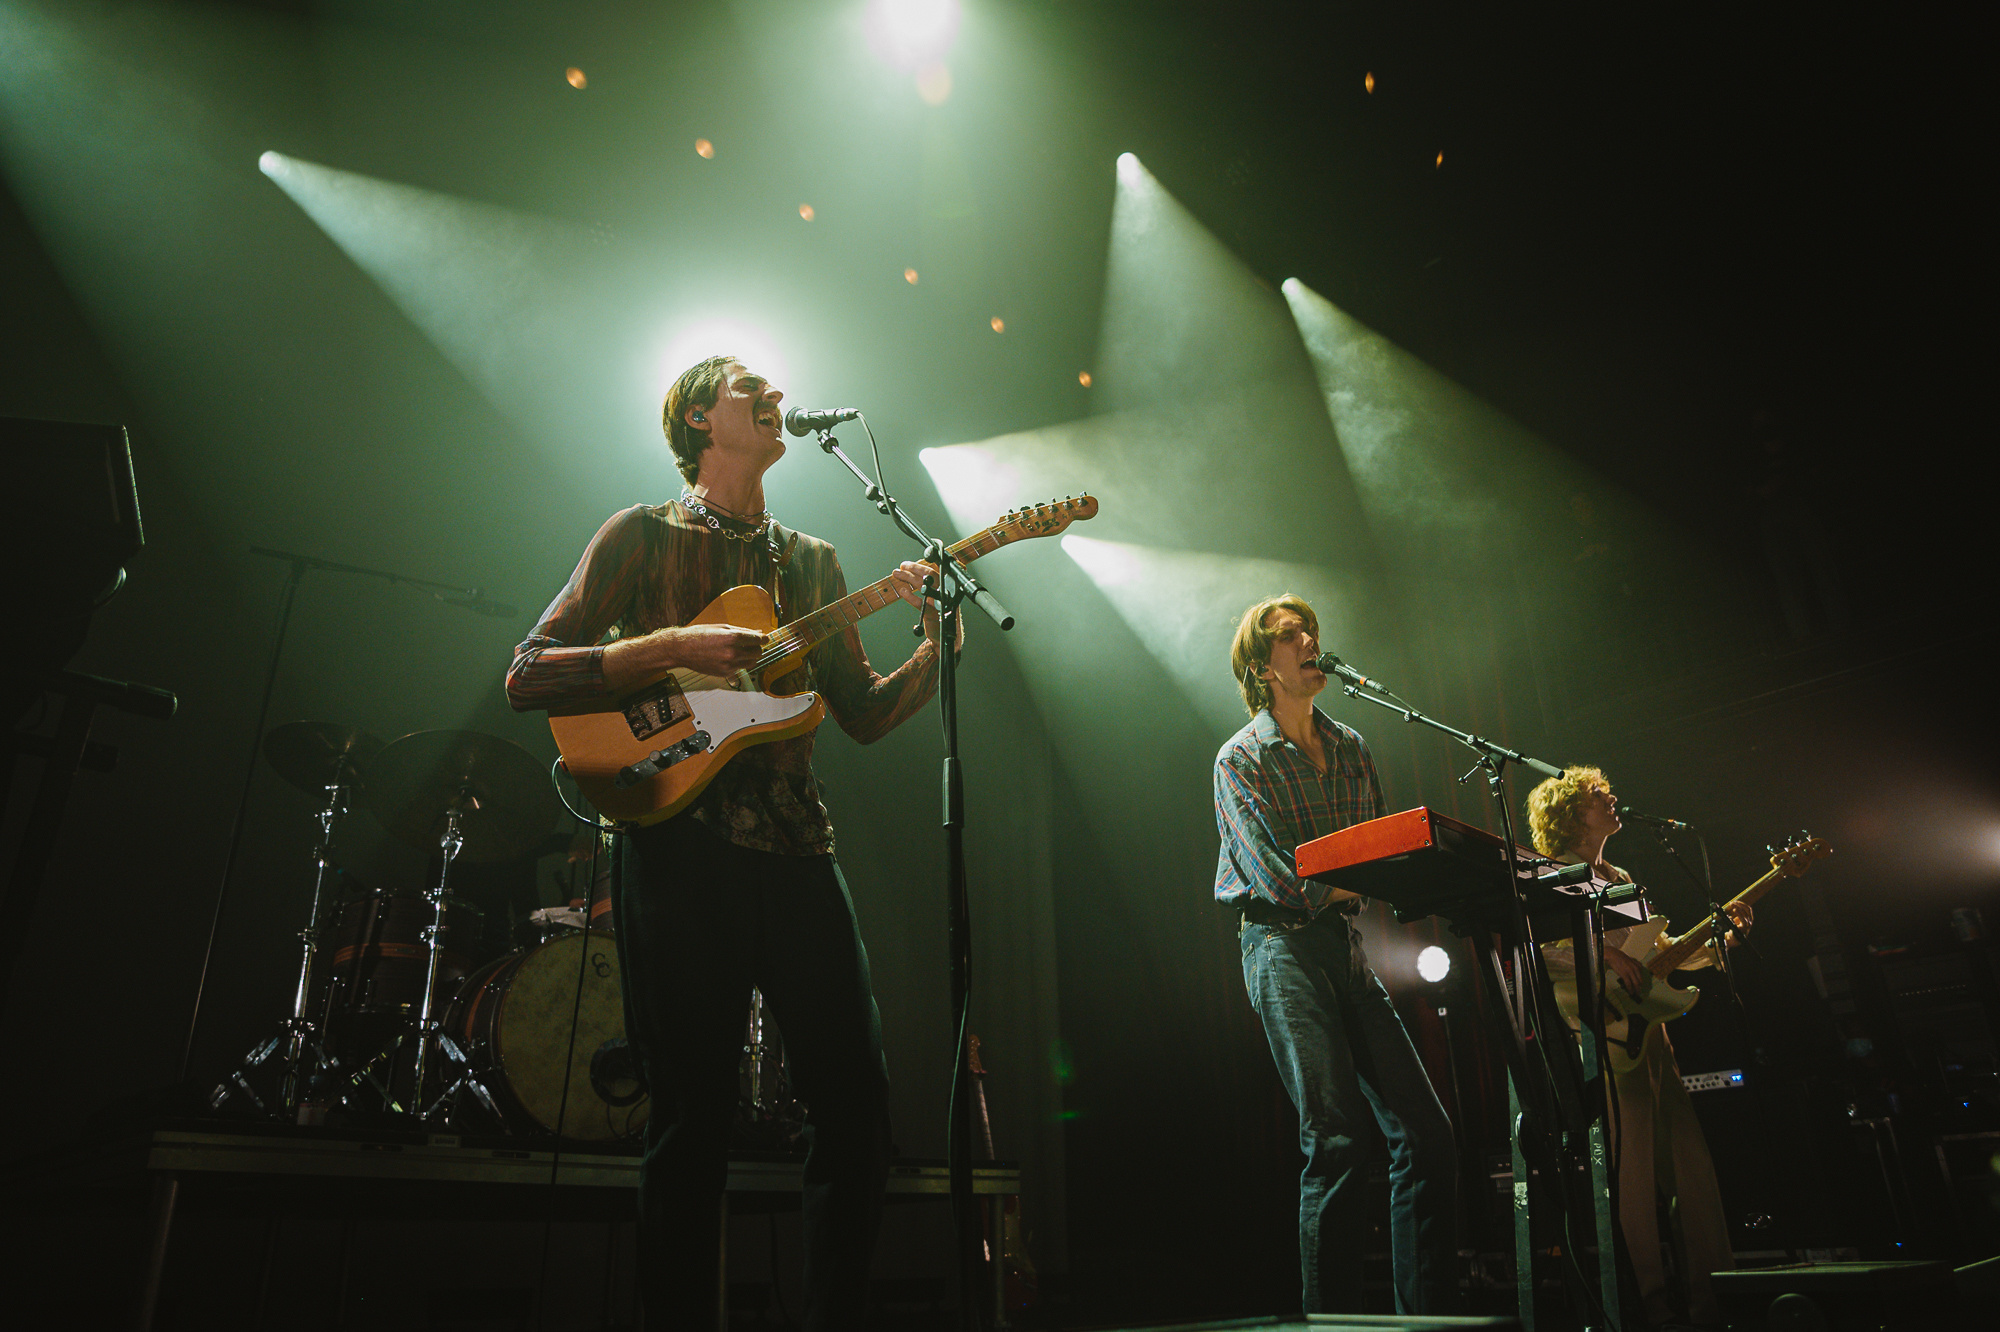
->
[1339,685,1567,780]
[812,431,1015,631]
[250,546,507,612]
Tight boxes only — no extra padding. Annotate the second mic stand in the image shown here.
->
[809,425,1012,1330]
[1339,683,1622,1331]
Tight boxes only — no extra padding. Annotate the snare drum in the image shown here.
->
[444,930,647,1141]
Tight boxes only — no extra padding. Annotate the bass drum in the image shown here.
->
[445,930,648,1142]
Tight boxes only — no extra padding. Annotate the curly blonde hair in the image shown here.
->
[1229,594,1318,717]
[1526,765,1611,858]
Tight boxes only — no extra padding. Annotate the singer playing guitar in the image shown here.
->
[1526,766,1747,1331]
[507,355,961,1331]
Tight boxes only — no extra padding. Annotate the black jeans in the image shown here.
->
[613,815,891,1331]
[1240,912,1459,1314]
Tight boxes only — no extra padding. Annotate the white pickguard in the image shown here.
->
[676,671,818,750]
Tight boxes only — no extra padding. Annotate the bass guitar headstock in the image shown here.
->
[1771,832,1831,877]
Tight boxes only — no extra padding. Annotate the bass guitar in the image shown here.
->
[1554,832,1829,1073]
[549,495,1098,824]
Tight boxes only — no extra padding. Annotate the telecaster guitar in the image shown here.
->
[549,495,1098,824]
[1555,833,1829,1073]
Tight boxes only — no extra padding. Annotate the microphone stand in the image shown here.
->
[178,546,517,1090]
[809,425,1012,1330]
[1335,682,1622,1328]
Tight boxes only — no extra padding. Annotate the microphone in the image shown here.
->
[784,406,863,436]
[443,592,519,618]
[1619,805,1692,831]
[1310,652,1389,693]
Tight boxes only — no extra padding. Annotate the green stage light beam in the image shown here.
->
[1061,534,1360,736]
[1279,275,1695,583]
[256,151,626,440]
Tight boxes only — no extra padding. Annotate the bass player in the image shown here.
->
[1526,765,1748,1330]
[507,354,961,1331]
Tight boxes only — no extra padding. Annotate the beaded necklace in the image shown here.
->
[678,490,792,621]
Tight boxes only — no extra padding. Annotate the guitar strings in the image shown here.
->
[743,529,1006,676]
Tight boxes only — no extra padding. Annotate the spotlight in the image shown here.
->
[1417,946,1451,983]
[257,150,283,176]
[799,203,815,221]
[566,67,587,89]
[1077,371,1092,387]
[1116,151,1141,184]
[695,138,715,159]
[864,0,964,72]
[1364,71,1375,94]
[904,268,920,284]
[990,317,1005,333]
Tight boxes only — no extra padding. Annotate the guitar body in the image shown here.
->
[1550,835,1827,1077]
[544,495,1100,825]
[548,586,825,826]
[1552,915,1701,1076]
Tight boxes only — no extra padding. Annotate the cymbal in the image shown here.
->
[364,730,557,865]
[263,721,382,794]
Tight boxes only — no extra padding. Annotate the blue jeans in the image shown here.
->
[1241,913,1459,1314]
[613,815,891,1332]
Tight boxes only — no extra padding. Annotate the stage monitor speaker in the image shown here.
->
[1710,1260,1963,1331]
[1,417,143,720]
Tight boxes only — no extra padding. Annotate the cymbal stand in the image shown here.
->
[409,791,494,1122]
[210,771,356,1120]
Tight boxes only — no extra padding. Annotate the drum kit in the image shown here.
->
[210,722,803,1147]
[209,723,647,1141]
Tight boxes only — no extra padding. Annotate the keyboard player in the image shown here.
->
[1213,594,1459,1315]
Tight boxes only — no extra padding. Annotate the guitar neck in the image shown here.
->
[1651,867,1781,977]
[770,528,1003,662]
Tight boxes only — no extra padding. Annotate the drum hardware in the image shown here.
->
[408,794,490,1118]
[746,987,776,1113]
[418,1031,503,1123]
[361,729,556,1121]
[210,722,380,1121]
[736,988,805,1150]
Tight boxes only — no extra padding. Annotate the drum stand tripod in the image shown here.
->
[408,792,499,1123]
[210,773,355,1120]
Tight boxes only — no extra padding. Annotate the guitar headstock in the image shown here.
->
[995,494,1099,540]
[1770,832,1831,877]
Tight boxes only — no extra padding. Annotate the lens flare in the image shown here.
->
[565,67,587,89]
[904,267,920,285]
[916,62,953,105]
[695,138,714,159]
[799,203,815,221]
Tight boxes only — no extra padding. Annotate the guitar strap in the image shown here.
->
[764,521,799,624]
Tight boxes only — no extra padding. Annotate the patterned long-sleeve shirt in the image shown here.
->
[507,499,940,856]
[1213,707,1386,917]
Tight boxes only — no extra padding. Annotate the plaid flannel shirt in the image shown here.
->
[1214,707,1386,918]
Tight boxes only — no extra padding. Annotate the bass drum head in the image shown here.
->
[490,929,648,1142]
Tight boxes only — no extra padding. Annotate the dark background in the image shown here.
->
[3,0,1994,1324]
